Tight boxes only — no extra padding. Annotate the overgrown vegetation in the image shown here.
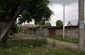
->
[15,38,48,47]
[0,37,85,55]
[9,23,19,35]
[0,38,48,48]
[54,35,79,44]
[0,43,85,55]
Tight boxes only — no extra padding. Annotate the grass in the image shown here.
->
[0,44,85,55]
[54,35,79,44]
[0,38,85,55]
[0,38,84,55]
[0,37,48,48]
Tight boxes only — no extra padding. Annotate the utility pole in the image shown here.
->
[79,0,85,50]
[63,1,65,38]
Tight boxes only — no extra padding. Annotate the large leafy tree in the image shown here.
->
[38,19,46,26]
[0,0,52,42]
[0,0,52,23]
[56,20,63,27]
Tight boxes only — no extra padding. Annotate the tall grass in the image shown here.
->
[0,38,85,55]
[54,35,79,44]
[0,38,48,48]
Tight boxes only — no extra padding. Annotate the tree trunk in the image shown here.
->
[40,25,43,36]
[79,0,85,50]
[0,6,22,43]
[1,30,9,44]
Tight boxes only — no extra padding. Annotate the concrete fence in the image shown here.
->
[24,26,81,39]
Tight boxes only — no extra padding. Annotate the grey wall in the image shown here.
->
[28,26,80,39]
[42,28,49,37]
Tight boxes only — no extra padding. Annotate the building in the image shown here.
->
[67,21,72,26]
[26,26,80,39]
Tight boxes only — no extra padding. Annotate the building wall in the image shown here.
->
[42,28,48,37]
[26,28,49,37]
[48,28,56,38]
[27,26,81,39]
[55,27,79,38]
[35,28,41,35]
[65,27,79,38]
[56,28,63,35]
[35,28,49,37]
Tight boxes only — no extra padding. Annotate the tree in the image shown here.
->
[56,20,63,27]
[0,0,52,23]
[45,22,51,27]
[38,20,51,27]
[37,19,46,36]
[9,23,19,35]
[38,19,46,26]
[37,19,51,36]
[0,0,52,43]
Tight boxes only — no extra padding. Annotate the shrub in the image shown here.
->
[14,38,48,47]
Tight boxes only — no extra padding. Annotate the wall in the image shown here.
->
[42,28,49,37]
[26,26,80,39]
[55,26,79,38]
[65,26,79,38]
[27,27,49,37]
[48,28,56,38]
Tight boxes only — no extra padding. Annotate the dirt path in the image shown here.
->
[47,38,78,49]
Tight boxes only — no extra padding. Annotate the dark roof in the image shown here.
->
[29,25,78,29]
[48,26,78,29]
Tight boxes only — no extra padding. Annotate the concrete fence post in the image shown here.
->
[79,0,85,50]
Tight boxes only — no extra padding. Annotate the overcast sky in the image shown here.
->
[29,0,85,26]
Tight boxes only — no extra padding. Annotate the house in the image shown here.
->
[67,21,72,26]
[21,24,39,34]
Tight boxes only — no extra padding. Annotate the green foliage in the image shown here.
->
[56,20,63,27]
[38,19,46,26]
[54,35,79,44]
[38,19,51,27]
[44,22,51,27]
[0,36,84,55]
[0,0,19,22]
[9,23,19,35]
[8,38,48,47]
[0,41,85,55]
[31,48,78,55]
[0,0,52,24]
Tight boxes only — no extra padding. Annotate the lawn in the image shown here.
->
[54,35,79,44]
[0,45,85,55]
[0,38,84,55]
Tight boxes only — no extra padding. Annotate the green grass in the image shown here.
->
[0,39,85,55]
[0,37,48,49]
[54,35,79,44]
[0,44,85,55]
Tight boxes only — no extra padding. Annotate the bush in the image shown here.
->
[14,38,48,47]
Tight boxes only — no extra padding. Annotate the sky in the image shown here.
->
[28,0,85,26]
